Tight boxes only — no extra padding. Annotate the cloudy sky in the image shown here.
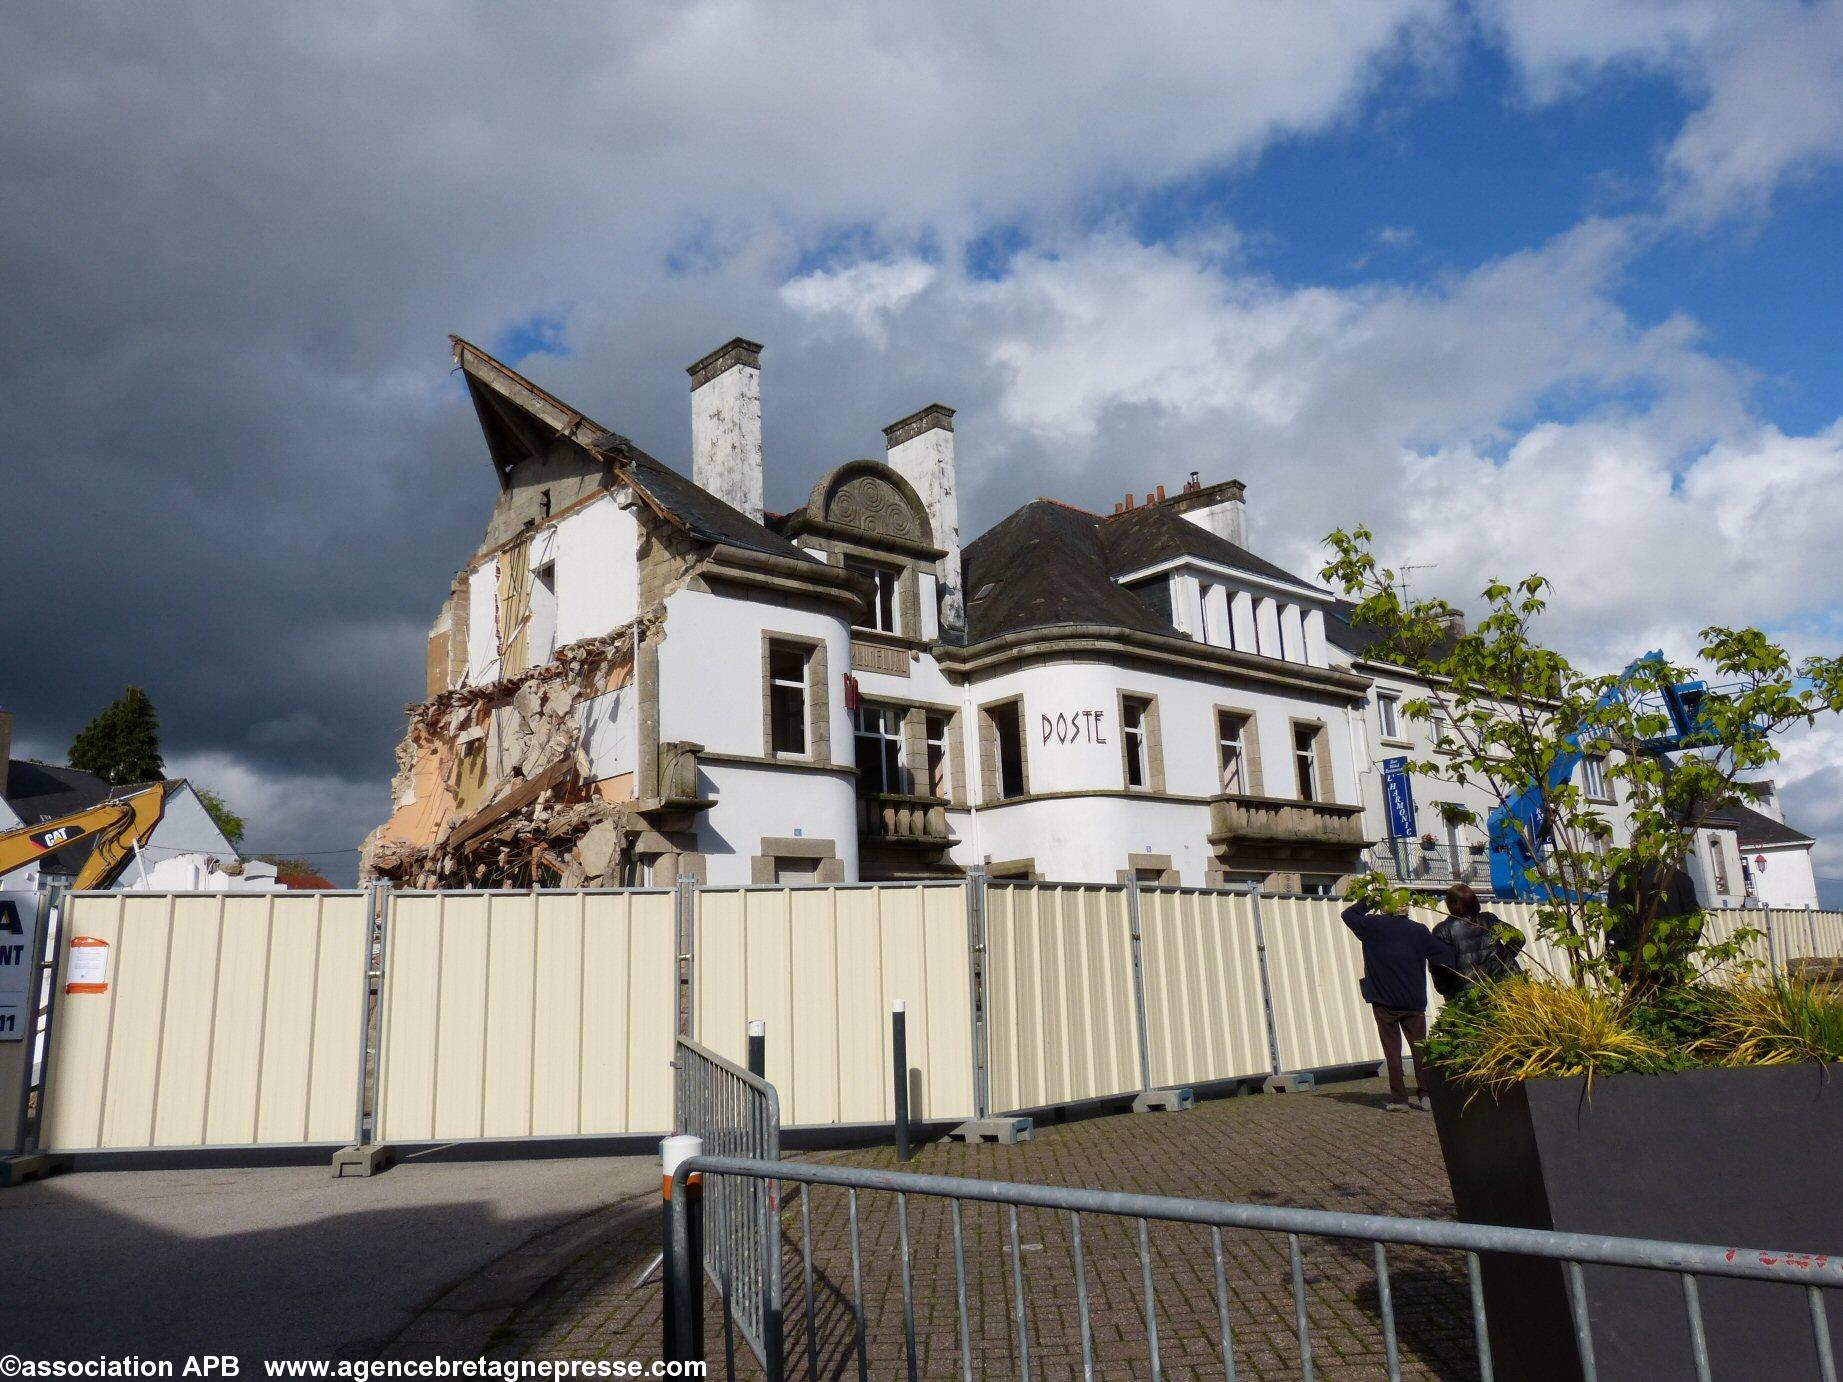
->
[5,1,1843,893]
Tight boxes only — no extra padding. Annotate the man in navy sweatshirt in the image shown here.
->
[1340,896,1456,1111]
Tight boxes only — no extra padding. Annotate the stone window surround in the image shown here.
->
[1116,689,1166,793]
[1212,703,1264,796]
[978,694,1031,804]
[847,693,964,807]
[1288,716,1336,803]
[805,535,933,648]
[761,631,832,766]
[1117,852,1180,886]
[750,835,847,885]
[984,855,1040,881]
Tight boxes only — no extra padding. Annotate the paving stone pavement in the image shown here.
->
[467,1077,1482,1379]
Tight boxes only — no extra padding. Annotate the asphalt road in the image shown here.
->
[1,1152,659,1363]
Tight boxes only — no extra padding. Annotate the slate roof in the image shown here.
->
[960,498,1331,645]
[1325,599,1465,665]
[963,502,1181,642]
[1098,501,1319,591]
[1700,801,1815,849]
[593,433,814,565]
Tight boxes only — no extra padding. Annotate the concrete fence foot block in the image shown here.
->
[1263,1072,1317,1094]
[1131,1087,1196,1113]
[947,1117,1034,1145]
[0,1152,62,1188]
[332,1143,392,1178]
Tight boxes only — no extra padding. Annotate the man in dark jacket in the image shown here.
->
[1341,895,1456,1111]
[1431,882,1526,999]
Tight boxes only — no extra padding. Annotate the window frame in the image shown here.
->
[762,633,830,763]
[1376,692,1401,742]
[1292,721,1323,803]
[853,702,907,796]
[1122,697,1150,789]
[1579,755,1609,802]
[845,558,902,636]
[981,697,1029,802]
[924,712,951,800]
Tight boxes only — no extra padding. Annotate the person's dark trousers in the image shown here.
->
[1371,1005,1429,1101]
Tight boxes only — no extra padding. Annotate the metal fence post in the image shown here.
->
[1764,907,1780,974]
[892,1000,912,1162]
[1127,876,1154,1093]
[1811,907,1821,964]
[334,881,392,1177]
[747,1019,765,1080]
[964,868,990,1121]
[1248,884,1284,1076]
[676,873,698,1040]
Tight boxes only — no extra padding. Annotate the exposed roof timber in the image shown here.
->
[451,335,609,454]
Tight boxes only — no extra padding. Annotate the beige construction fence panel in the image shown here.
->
[984,883,1141,1113]
[1137,888,1272,1086]
[41,891,370,1153]
[373,889,676,1143]
[689,883,976,1127]
[1258,896,1381,1074]
[1777,908,1843,963]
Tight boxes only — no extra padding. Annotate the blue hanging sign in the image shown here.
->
[1382,756,1417,840]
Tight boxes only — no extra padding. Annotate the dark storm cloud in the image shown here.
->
[0,3,1439,872]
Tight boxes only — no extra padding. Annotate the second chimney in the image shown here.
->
[687,337,764,523]
[884,404,963,634]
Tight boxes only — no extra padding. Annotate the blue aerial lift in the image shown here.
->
[1486,651,1737,900]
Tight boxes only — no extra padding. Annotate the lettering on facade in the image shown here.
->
[850,640,909,677]
[1040,709,1108,746]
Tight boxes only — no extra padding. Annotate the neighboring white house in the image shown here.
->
[0,747,261,893]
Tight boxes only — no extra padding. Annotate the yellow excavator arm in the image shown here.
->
[0,784,170,889]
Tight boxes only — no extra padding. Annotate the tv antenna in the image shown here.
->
[1396,563,1438,605]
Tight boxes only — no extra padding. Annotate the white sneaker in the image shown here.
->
[1408,1095,1431,1111]
[1384,1101,1410,1112]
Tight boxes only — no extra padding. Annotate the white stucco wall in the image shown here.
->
[466,555,501,684]
[658,587,853,765]
[969,795,1217,884]
[690,761,859,886]
[1745,842,1820,910]
[963,657,1360,806]
[551,496,638,646]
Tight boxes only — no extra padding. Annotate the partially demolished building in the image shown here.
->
[366,335,1384,890]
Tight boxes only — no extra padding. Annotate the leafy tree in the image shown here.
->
[1322,526,1843,990]
[193,786,246,849]
[68,686,165,786]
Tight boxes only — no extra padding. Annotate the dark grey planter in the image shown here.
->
[1426,1061,1843,1381]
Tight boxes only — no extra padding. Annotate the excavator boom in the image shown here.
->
[0,784,170,889]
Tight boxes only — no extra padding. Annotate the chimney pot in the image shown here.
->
[1156,484,1166,501]
[1124,492,1135,510]
[1186,470,1201,492]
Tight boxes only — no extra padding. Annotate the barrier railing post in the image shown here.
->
[892,1000,911,1162]
[662,1134,705,1363]
[1764,906,1780,974]
[747,1019,765,1080]
[1127,877,1153,1092]
[1249,884,1284,1077]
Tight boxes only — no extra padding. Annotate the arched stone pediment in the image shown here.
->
[803,460,934,548]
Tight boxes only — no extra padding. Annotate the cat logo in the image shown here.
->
[30,825,77,852]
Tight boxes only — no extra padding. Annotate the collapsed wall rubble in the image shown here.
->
[362,616,656,888]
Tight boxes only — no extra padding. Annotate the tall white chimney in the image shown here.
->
[884,404,963,634]
[687,337,764,523]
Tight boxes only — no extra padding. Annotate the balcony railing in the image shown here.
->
[857,792,953,846]
[1369,838,1489,887]
[1207,793,1366,848]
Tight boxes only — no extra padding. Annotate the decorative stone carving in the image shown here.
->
[828,475,920,540]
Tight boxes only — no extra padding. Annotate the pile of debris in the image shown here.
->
[362,617,656,889]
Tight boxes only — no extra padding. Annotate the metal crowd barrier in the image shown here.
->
[673,1037,782,1368]
[665,1153,1843,1382]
